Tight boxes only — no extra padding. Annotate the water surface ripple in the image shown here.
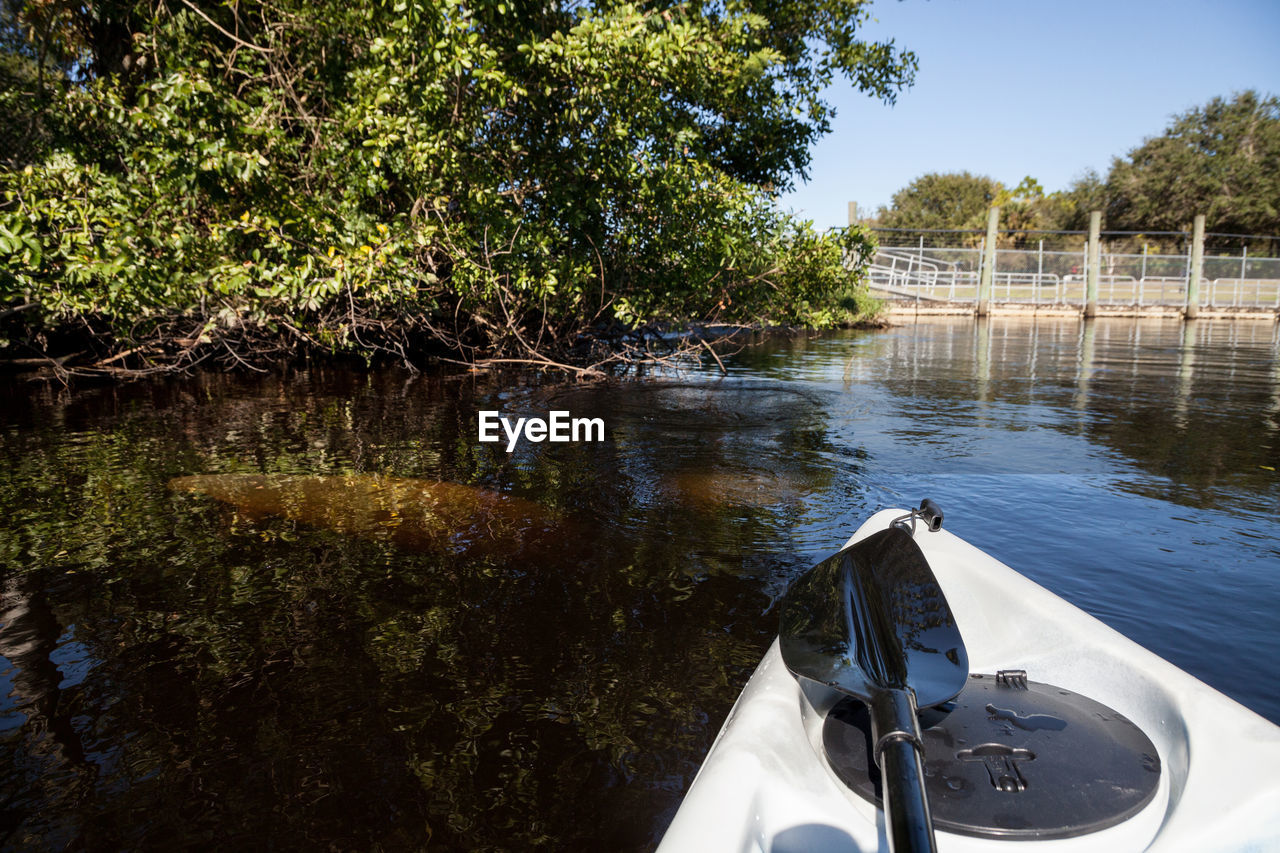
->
[0,317,1277,850]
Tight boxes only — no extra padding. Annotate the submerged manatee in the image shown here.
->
[660,470,812,511]
[170,474,560,554]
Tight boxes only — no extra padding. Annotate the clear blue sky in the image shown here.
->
[778,0,1280,228]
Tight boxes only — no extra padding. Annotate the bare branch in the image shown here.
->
[178,0,273,54]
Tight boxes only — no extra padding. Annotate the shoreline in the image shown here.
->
[883,301,1280,321]
[0,315,889,386]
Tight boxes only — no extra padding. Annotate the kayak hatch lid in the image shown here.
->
[823,672,1163,839]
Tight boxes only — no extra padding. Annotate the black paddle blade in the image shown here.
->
[779,526,969,708]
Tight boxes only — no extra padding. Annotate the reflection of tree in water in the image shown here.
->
[0,370,840,850]
[1077,325,1280,507]
[0,575,97,847]
[827,319,1280,508]
[0,578,88,768]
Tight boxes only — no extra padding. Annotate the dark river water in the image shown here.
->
[2,317,1278,851]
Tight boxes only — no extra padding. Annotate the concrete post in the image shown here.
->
[1186,214,1205,320]
[848,201,857,226]
[978,206,998,316]
[1084,211,1101,318]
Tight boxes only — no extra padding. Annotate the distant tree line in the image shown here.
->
[873,91,1280,250]
[0,0,908,377]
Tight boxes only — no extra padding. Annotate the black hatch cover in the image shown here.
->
[822,672,1163,839]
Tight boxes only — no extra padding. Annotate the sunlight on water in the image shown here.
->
[0,317,1277,850]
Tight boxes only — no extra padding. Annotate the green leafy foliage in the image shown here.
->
[1043,169,1107,233]
[1106,91,1280,235]
[876,170,1094,245]
[874,92,1279,246]
[0,0,902,371]
[876,171,1002,233]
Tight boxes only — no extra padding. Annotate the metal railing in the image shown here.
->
[866,243,1280,310]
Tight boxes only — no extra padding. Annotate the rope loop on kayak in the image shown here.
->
[891,499,944,536]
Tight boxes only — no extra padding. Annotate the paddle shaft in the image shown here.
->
[871,688,938,853]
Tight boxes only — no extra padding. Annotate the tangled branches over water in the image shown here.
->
[0,0,891,379]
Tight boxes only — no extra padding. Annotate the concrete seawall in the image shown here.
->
[883,300,1280,322]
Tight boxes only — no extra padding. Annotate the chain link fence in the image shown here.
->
[867,228,1280,310]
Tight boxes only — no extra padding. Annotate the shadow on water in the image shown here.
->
[0,317,1278,850]
[0,371,846,851]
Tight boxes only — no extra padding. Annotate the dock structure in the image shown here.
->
[861,209,1280,321]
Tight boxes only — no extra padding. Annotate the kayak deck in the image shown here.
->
[657,509,1280,852]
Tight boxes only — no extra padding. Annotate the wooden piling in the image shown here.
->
[978,206,998,316]
[1186,214,1204,320]
[1084,211,1101,318]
